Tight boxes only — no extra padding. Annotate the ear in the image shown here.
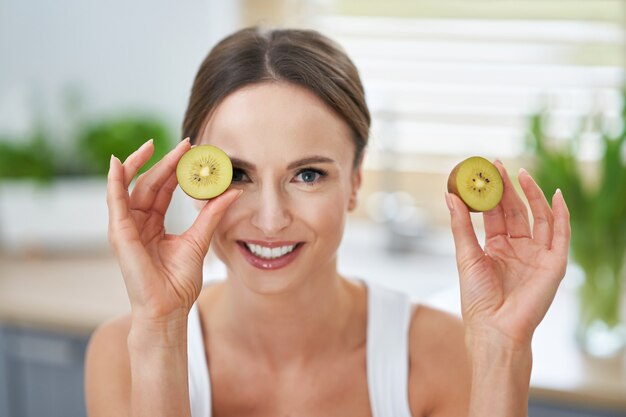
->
[348,156,364,212]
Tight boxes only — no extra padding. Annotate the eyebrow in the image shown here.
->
[229,156,337,171]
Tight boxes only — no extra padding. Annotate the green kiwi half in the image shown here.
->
[447,156,503,212]
[176,145,233,200]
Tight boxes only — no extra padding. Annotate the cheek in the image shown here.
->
[296,189,349,243]
[310,193,346,223]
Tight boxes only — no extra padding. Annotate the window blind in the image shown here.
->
[312,5,626,172]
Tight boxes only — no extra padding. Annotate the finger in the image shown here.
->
[551,189,571,258]
[483,203,507,241]
[445,192,484,269]
[494,161,531,239]
[182,189,243,256]
[130,138,191,212]
[107,155,159,301]
[107,155,131,224]
[136,172,180,243]
[518,168,554,247]
[122,139,155,188]
[151,171,180,218]
[107,155,142,249]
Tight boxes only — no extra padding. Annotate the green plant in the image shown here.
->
[527,92,626,331]
[0,115,174,181]
[0,131,55,182]
[77,115,173,176]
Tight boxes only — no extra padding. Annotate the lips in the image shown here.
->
[236,240,304,270]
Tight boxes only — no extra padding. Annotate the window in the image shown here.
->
[312,1,626,171]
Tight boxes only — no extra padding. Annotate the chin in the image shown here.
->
[234,269,304,296]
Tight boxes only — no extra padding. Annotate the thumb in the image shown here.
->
[446,192,484,270]
[182,188,243,255]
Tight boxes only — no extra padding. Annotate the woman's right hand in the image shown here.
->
[106,138,241,323]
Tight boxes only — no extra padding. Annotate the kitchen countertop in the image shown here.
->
[0,254,129,335]
[1,230,625,412]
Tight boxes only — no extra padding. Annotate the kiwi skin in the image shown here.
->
[447,156,503,213]
[176,145,233,200]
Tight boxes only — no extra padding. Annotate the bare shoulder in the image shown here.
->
[84,313,132,417]
[83,283,222,417]
[407,304,470,417]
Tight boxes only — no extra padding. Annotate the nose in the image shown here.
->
[250,183,292,236]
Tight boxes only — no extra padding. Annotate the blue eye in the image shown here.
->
[232,168,249,182]
[295,168,325,184]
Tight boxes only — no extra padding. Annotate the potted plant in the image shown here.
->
[0,132,55,182]
[526,92,626,357]
[75,115,172,176]
[0,113,173,254]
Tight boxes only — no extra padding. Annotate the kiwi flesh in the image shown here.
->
[447,156,503,212]
[176,145,233,199]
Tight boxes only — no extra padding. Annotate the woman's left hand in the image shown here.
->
[446,161,570,349]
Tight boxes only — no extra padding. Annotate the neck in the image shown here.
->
[216,264,365,369]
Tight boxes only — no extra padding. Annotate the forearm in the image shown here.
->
[466,334,533,417]
[127,313,191,417]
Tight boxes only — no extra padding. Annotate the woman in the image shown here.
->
[85,27,570,417]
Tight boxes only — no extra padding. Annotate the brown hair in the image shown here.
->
[182,27,370,168]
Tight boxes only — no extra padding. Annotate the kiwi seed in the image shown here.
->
[447,156,503,212]
[176,145,233,200]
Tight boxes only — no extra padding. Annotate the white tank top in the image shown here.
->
[187,281,413,417]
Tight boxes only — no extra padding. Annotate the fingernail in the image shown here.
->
[140,138,153,149]
[556,188,562,196]
[109,155,120,170]
[518,167,528,176]
[445,192,454,212]
[494,160,508,172]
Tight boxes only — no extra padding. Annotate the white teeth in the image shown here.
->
[245,243,297,259]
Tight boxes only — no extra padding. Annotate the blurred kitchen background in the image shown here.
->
[0,1,625,416]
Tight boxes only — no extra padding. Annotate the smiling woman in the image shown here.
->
[84,26,571,417]
[199,82,359,294]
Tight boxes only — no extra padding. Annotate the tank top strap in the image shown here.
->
[188,303,212,417]
[365,281,413,417]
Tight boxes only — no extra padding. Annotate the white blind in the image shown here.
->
[312,9,626,172]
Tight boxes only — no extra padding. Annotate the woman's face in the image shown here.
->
[197,82,362,294]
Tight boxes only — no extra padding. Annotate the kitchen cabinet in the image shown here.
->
[529,401,626,417]
[0,254,127,417]
[0,325,89,417]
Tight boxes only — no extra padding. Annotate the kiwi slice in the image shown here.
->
[176,145,233,199]
[447,156,503,212]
